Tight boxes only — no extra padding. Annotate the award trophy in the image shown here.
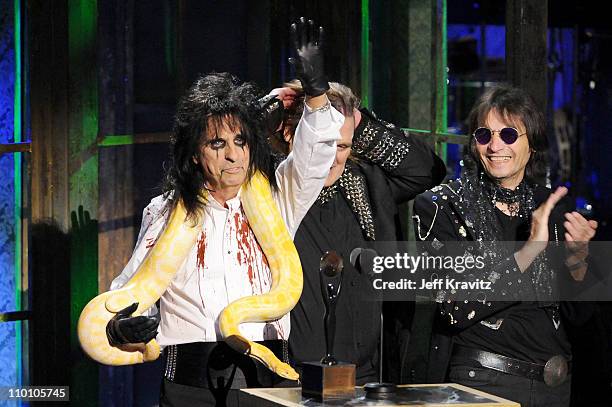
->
[301,251,356,401]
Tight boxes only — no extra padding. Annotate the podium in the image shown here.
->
[240,383,520,406]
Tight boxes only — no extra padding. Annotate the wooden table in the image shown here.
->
[240,383,520,406]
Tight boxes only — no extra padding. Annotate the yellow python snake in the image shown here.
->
[77,171,303,380]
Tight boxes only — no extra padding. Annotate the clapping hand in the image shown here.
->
[563,209,597,279]
[515,187,568,272]
[529,186,569,244]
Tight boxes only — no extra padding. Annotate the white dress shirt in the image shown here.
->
[111,102,344,345]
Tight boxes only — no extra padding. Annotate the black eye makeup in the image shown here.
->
[206,138,226,149]
[203,134,247,150]
[234,134,247,147]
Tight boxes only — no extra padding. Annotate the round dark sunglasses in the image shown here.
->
[473,127,527,145]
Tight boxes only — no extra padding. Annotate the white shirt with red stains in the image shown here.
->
[111,102,344,345]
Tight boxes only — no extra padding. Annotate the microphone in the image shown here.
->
[349,247,378,279]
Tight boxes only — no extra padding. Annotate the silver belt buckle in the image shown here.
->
[543,355,569,387]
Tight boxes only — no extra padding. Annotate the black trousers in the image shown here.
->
[160,378,243,407]
[159,341,297,407]
[449,363,571,407]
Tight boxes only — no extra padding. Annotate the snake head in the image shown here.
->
[275,363,300,381]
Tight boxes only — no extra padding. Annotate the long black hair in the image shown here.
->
[164,72,276,220]
[464,84,548,185]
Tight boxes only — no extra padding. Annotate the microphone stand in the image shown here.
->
[349,247,397,400]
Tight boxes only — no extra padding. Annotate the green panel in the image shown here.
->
[69,203,99,405]
[360,0,370,108]
[68,0,99,405]
[68,0,99,212]
[13,0,21,142]
[98,134,134,147]
[13,0,23,388]
[434,0,447,161]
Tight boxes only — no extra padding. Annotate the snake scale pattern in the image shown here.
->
[77,171,303,380]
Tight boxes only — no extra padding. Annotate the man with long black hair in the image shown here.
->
[108,19,343,406]
[413,84,598,407]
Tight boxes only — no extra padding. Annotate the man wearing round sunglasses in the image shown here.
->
[472,125,529,190]
[412,84,598,407]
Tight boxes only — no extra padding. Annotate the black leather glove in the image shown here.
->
[106,302,160,346]
[258,94,284,135]
[288,17,329,97]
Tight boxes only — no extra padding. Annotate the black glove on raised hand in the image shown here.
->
[288,17,329,97]
[106,302,160,346]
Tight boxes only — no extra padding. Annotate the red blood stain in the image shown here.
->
[235,211,254,285]
[234,208,272,290]
[145,237,156,249]
[247,264,255,286]
[196,231,207,269]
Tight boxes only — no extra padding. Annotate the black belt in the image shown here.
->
[452,345,571,387]
[163,340,287,389]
